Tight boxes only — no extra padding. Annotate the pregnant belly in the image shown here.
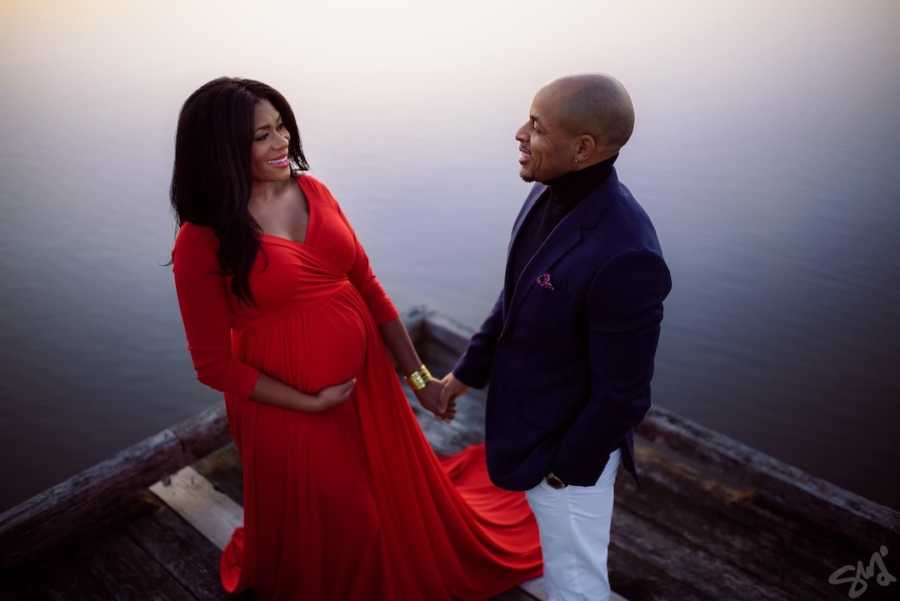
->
[236,288,369,394]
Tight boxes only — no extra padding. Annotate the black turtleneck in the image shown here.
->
[507,153,618,289]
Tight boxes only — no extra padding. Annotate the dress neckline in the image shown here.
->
[259,175,314,246]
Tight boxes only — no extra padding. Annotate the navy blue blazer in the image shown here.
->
[453,167,672,491]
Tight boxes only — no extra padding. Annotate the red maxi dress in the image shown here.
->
[171,174,542,600]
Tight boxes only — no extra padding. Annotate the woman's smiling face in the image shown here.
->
[251,99,291,183]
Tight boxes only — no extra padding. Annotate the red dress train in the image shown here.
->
[172,174,542,600]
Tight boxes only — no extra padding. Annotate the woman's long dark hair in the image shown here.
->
[169,77,309,306]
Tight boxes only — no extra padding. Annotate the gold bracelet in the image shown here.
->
[406,364,433,391]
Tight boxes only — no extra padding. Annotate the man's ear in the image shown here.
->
[574,134,597,163]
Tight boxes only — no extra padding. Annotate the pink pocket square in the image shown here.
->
[536,273,555,290]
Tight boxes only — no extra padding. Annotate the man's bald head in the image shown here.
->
[516,73,635,182]
[542,74,635,154]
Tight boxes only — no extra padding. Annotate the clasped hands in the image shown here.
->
[414,373,469,423]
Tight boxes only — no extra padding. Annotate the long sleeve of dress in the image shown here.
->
[171,225,261,399]
[318,182,400,325]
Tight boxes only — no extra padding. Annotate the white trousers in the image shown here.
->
[525,449,621,601]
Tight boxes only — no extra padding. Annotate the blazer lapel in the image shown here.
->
[500,168,620,337]
[501,212,583,337]
[503,183,548,310]
[508,183,547,249]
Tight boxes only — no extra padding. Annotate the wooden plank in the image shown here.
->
[1,521,196,601]
[0,402,231,569]
[59,531,196,601]
[149,466,243,551]
[608,532,712,601]
[0,566,48,600]
[127,491,231,601]
[191,444,245,506]
[636,407,900,550]
[615,440,857,599]
[611,506,800,601]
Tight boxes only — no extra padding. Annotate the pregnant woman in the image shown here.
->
[169,77,541,599]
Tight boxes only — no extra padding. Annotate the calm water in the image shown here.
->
[1,1,899,512]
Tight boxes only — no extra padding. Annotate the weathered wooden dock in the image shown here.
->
[1,308,898,600]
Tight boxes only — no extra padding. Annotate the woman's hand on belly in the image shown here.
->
[313,378,357,412]
[248,372,356,413]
